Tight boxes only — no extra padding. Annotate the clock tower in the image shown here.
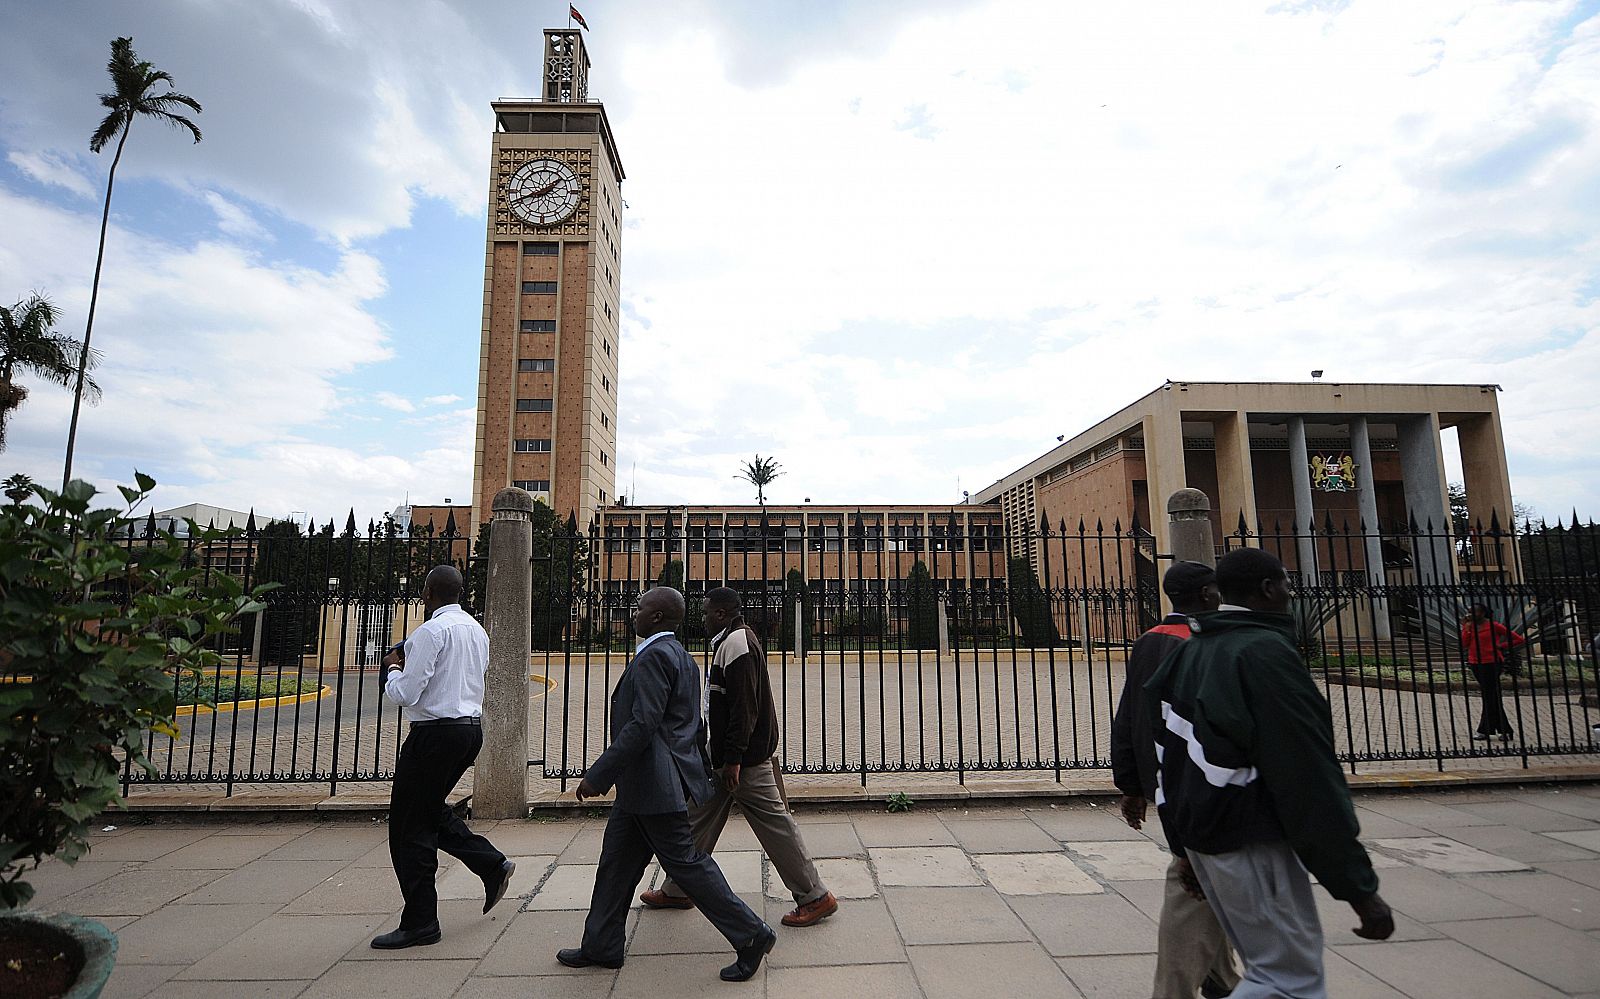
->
[472,28,624,534]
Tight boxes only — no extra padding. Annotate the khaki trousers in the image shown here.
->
[1154,854,1241,998]
[662,758,828,906]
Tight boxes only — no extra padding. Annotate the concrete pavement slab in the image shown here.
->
[1444,823,1600,862]
[1536,858,1600,888]
[628,892,763,955]
[1105,878,1165,921]
[786,820,865,857]
[79,826,215,863]
[1351,807,1433,838]
[1452,799,1599,831]
[524,863,603,909]
[942,816,1061,853]
[179,859,350,905]
[1331,938,1564,998]
[455,974,615,999]
[712,850,763,894]
[1057,953,1154,998]
[1511,790,1600,822]
[281,867,404,914]
[611,952,749,998]
[1024,805,1147,842]
[1546,827,1600,852]
[21,860,133,908]
[177,913,388,980]
[262,824,387,861]
[1369,866,1529,923]
[883,886,1032,945]
[1370,836,1530,872]
[1009,891,1156,956]
[853,813,959,847]
[143,831,303,869]
[763,896,904,967]
[340,899,517,960]
[474,908,634,977]
[434,854,551,901]
[299,958,476,998]
[153,982,310,999]
[1067,840,1171,880]
[100,962,185,999]
[113,901,281,964]
[555,824,608,864]
[1319,948,1411,998]
[58,868,226,916]
[910,941,1080,999]
[1311,890,1442,945]
[1457,871,1600,929]
[974,852,1102,895]
[870,846,982,887]
[479,818,581,856]
[1359,798,1499,829]
[1435,915,1600,993]
[766,856,876,899]
[768,962,922,999]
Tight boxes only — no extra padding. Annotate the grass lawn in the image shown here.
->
[1310,654,1598,688]
[172,671,320,706]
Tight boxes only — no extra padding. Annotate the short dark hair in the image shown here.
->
[705,586,741,613]
[424,564,464,604]
[1215,548,1286,604]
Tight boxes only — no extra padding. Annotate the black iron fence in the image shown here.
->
[77,509,1600,793]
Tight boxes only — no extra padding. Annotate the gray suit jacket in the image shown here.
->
[582,633,714,814]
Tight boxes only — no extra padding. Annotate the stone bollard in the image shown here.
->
[1167,488,1216,567]
[475,487,534,820]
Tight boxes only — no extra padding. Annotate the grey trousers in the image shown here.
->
[662,758,828,906]
[1188,840,1326,999]
[1153,854,1240,998]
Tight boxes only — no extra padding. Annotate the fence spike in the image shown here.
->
[1077,517,1086,535]
[1322,511,1336,533]
[1573,508,1584,530]
[1358,516,1368,532]
[344,509,358,533]
[245,510,257,534]
[1488,510,1504,536]
[1094,518,1103,535]
[1112,518,1123,536]
[1059,517,1069,535]
[567,511,579,533]
[1236,511,1249,535]
[444,509,459,537]
[1129,506,1142,533]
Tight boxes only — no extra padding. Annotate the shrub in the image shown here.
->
[0,476,268,908]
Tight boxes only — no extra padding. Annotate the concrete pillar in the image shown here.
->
[1397,414,1455,584]
[475,487,533,820]
[1349,417,1391,640]
[1213,411,1259,541]
[937,598,951,655]
[1457,410,1519,577]
[1166,488,1213,617]
[1287,416,1318,581]
[1142,408,1187,567]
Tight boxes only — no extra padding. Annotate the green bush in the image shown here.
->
[904,561,939,650]
[0,476,269,908]
[171,671,317,706]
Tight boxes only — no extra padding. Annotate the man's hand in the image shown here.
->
[1119,794,1147,829]
[382,647,404,670]
[1175,857,1206,902]
[574,779,601,802]
[723,763,741,792]
[1350,892,1394,940]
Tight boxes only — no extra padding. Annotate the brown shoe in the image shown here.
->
[781,892,838,927]
[638,888,694,910]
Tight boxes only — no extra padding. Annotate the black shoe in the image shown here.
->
[556,947,624,970]
[484,859,516,914]
[720,925,776,982]
[370,924,441,949]
[1201,975,1234,998]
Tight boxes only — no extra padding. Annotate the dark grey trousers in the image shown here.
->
[581,807,765,963]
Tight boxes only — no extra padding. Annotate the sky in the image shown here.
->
[0,0,1597,527]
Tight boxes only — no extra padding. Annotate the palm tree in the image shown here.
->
[735,454,784,506]
[62,36,202,489]
[1,293,100,452]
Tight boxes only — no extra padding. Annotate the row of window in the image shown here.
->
[518,358,554,372]
[522,241,558,256]
[513,479,550,493]
[600,525,1003,554]
[517,398,553,412]
[522,281,556,294]
[515,439,552,452]
[519,319,556,332]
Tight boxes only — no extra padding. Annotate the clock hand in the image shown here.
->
[519,179,562,200]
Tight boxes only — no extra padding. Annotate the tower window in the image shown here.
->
[515,438,552,452]
[519,358,555,372]
[522,242,558,256]
[602,375,610,392]
[516,398,553,412]
[522,281,556,294]
[519,319,556,333]
[600,451,609,466]
[603,339,611,356]
[601,413,610,429]
[514,479,551,493]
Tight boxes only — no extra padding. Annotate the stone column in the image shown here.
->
[1142,407,1187,569]
[1457,411,1519,578]
[1288,416,1318,581]
[475,487,533,820]
[1397,414,1455,584]
[1166,488,1213,617]
[1349,417,1391,640]
[1213,411,1259,541]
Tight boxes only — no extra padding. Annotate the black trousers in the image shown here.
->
[581,807,765,963]
[1470,663,1514,736]
[389,724,506,929]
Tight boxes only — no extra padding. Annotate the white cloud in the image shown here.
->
[374,391,416,412]
[7,149,94,198]
[201,190,269,241]
[422,394,462,406]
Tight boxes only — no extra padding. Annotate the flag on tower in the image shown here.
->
[569,4,589,30]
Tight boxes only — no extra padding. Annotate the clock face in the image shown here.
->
[506,159,582,225]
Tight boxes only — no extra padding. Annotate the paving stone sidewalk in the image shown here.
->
[23,784,1600,998]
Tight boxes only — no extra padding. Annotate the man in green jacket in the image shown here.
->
[1146,548,1393,998]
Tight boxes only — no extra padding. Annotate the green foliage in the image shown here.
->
[884,791,915,813]
[777,568,810,655]
[904,561,939,650]
[1007,557,1058,648]
[735,454,784,505]
[171,671,316,706]
[1,292,99,452]
[531,501,588,651]
[656,559,685,590]
[0,476,268,909]
[1290,592,1353,660]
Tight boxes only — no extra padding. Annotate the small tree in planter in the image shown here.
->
[0,475,267,997]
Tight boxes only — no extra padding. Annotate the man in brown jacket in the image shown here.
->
[640,587,838,927]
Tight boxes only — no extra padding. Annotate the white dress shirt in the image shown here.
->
[385,603,488,722]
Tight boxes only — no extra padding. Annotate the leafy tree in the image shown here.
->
[531,502,587,650]
[63,37,203,489]
[1007,556,1058,648]
[656,559,685,589]
[777,568,811,655]
[735,454,784,506]
[904,560,939,650]
[2,293,100,452]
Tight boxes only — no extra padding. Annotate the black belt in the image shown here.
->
[411,716,481,728]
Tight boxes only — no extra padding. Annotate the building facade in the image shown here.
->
[471,29,624,534]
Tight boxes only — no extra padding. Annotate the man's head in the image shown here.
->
[702,586,741,638]
[1162,561,1219,615]
[422,565,464,617]
[1467,603,1491,622]
[1215,548,1293,613]
[633,586,686,639]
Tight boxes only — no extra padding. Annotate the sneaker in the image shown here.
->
[781,891,839,927]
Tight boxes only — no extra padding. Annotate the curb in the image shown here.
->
[175,684,332,717]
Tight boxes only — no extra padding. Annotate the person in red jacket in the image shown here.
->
[1460,604,1526,741]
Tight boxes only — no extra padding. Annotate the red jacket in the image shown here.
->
[1460,619,1525,665]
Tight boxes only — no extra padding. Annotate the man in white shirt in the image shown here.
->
[371,565,514,950]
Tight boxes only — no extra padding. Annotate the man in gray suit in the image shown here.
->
[557,587,776,982]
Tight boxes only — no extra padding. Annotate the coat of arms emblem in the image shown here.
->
[1311,454,1358,492]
